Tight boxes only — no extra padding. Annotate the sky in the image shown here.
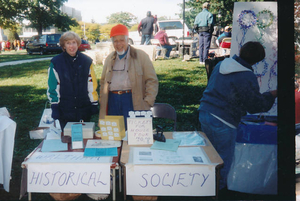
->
[64,0,183,24]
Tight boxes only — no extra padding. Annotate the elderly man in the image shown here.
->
[194,2,214,65]
[99,24,159,128]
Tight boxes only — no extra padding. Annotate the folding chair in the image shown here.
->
[150,103,177,131]
[150,39,167,59]
[219,37,231,56]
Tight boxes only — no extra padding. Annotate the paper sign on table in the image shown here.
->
[127,111,153,145]
[84,139,119,157]
[85,139,121,148]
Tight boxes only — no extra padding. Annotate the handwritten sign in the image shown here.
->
[127,111,153,145]
[125,164,216,196]
[27,163,111,193]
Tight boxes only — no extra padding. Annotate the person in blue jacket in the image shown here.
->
[47,31,99,130]
[194,2,214,65]
[198,41,277,191]
[217,26,232,47]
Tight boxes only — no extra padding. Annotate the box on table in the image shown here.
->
[29,127,50,139]
[98,115,125,140]
[29,108,53,139]
[64,122,95,139]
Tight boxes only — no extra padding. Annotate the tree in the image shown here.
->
[23,0,78,36]
[99,24,116,41]
[86,23,101,42]
[178,0,263,29]
[0,0,26,29]
[129,24,139,32]
[106,12,137,28]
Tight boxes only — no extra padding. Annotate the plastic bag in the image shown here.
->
[227,142,277,194]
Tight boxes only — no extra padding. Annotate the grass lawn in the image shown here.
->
[0,50,56,63]
[0,56,208,200]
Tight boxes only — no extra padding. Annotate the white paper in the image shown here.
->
[27,163,111,193]
[126,164,216,196]
[127,117,153,145]
[23,152,113,164]
[46,125,61,140]
[231,2,278,115]
[85,139,121,148]
[38,109,55,127]
[132,147,210,165]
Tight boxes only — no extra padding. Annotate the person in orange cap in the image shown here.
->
[99,24,159,129]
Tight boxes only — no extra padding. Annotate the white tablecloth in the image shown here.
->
[0,116,16,192]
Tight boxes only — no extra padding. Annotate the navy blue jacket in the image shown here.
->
[47,51,98,121]
[199,55,276,127]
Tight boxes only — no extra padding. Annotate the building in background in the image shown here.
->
[19,5,81,40]
[0,28,8,41]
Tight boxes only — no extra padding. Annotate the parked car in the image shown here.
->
[26,34,62,55]
[78,39,91,51]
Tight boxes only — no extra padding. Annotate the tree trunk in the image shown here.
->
[38,23,43,36]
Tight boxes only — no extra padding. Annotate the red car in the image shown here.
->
[78,39,91,51]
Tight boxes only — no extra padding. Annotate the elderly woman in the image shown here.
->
[47,31,98,130]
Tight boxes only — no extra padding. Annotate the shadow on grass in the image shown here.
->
[0,84,101,201]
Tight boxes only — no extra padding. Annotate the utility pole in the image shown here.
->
[182,0,185,59]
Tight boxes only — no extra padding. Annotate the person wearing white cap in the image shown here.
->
[217,26,232,47]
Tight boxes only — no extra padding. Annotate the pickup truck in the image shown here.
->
[128,20,197,45]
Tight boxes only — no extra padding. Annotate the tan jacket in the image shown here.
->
[99,45,159,119]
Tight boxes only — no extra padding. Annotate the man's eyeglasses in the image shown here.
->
[113,55,127,71]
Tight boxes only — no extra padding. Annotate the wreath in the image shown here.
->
[256,9,274,29]
[238,10,257,29]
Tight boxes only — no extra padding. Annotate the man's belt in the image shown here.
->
[110,90,132,95]
[197,26,210,32]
